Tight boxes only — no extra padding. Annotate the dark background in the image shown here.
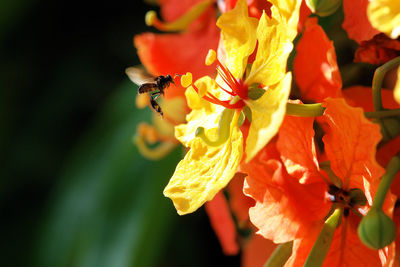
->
[0,0,240,266]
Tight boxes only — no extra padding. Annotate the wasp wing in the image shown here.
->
[125,66,154,85]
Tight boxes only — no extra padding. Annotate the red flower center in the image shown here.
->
[192,58,248,109]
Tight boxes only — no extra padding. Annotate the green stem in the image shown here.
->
[372,57,400,111]
[286,103,324,117]
[372,155,400,210]
[303,208,342,267]
[287,103,400,119]
[264,241,293,267]
[365,109,400,118]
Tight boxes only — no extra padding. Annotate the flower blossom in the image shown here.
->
[163,0,301,215]
[243,98,396,266]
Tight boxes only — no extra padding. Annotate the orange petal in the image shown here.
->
[354,33,400,65]
[277,114,322,184]
[342,0,379,43]
[377,135,400,198]
[343,86,400,112]
[242,144,330,243]
[227,173,254,224]
[204,192,239,255]
[160,0,210,22]
[242,234,277,267]
[134,13,219,85]
[322,98,385,191]
[287,217,384,266]
[294,18,342,102]
[298,0,311,32]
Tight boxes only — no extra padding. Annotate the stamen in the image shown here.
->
[144,0,212,32]
[134,135,176,160]
[195,109,234,146]
[205,49,217,66]
[180,72,193,88]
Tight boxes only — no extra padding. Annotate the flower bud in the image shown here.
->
[358,208,396,249]
[305,0,341,17]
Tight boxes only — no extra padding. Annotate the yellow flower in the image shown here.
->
[164,0,300,215]
[368,0,400,39]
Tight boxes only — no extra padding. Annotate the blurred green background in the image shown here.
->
[0,1,240,266]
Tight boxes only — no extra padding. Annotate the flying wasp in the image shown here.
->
[125,67,175,117]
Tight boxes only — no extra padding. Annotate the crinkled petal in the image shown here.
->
[277,113,322,184]
[245,72,292,162]
[246,12,293,86]
[342,0,379,43]
[268,0,302,40]
[294,18,342,102]
[216,0,258,79]
[322,98,385,191]
[243,145,329,243]
[354,33,400,65]
[175,76,220,146]
[164,121,243,215]
[286,218,384,266]
[368,0,400,39]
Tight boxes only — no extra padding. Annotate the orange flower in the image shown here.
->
[294,18,342,103]
[354,33,400,65]
[342,0,380,43]
[243,98,394,265]
[343,86,400,199]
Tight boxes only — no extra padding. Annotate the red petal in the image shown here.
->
[205,192,239,255]
[342,0,379,43]
[322,98,385,191]
[294,18,342,102]
[355,33,400,65]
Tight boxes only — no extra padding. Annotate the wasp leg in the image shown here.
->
[150,91,161,100]
[149,95,163,117]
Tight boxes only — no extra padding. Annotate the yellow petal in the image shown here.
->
[216,0,258,79]
[394,67,400,104]
[245,72,292,162]
[368,0,400,39]
[164,113,244,215]
[246,11,293,86]
[176,77,222,146]
[268,0,302,40]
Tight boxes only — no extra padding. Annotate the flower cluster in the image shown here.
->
[129,0,400,265]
